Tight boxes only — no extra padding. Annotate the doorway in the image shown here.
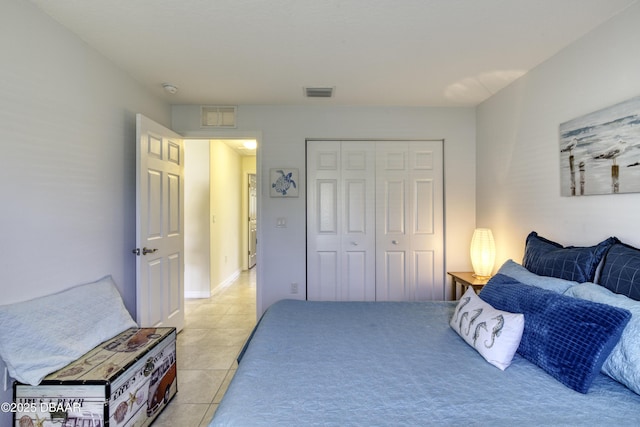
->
[184,139,257,299]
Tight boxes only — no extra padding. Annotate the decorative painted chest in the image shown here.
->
[13,327,177,427]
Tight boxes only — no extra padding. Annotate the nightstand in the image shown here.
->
[448,271,490,300]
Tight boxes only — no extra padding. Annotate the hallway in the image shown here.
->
[153,269,257,426]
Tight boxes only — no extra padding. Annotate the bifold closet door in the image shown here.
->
[306,141,376,301]
[307,140,444,301]
[376,141,444,301]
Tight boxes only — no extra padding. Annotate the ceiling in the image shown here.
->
[29,0,637,107]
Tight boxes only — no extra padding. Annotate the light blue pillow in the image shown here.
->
[565,282,640,395]
[497,259,577,293]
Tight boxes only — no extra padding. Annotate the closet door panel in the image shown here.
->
[309,251,338,300]
[317,180,338,233]
[376,141,444,301]
[341,142,375,301]
[376,142,410,301]
[408,141,444,300]
[345,250,368,300]
[307,142,342,300]
[380,250,407,301]
[307,141,375,301]
[414,179,434,234]
[414,250,435,300]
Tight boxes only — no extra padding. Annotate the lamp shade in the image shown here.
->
[470,228,495,278]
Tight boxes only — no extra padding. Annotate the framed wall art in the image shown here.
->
[560,95,640,196]
[270,168,299,197]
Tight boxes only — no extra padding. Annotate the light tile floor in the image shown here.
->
[153,268,257,427]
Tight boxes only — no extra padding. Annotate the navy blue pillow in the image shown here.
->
[599,242,640,301]
[522,232,616,283]
[480,274,631,393]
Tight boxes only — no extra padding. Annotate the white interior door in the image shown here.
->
[135,114,185,331]
[306,141,376,301]
[376,141,444,301]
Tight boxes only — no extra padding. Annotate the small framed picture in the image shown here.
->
[270,168,299,197]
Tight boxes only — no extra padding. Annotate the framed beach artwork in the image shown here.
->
[559,96,640,196]
[270,168,299,197]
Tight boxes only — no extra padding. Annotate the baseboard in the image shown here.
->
[211,269,241,295]
[185,291,211,299]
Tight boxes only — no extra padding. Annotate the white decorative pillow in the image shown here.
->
[450,287,524,370]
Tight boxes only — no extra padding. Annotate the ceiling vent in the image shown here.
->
[201,106,237,128]
[304,87,334,98]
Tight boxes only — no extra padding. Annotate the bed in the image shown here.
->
[211,233,640,426]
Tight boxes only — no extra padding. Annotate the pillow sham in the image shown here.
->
[522,232,616,283]
[480,274,631,393]
[598,242,640,301]
[565,282,640,395]
[450,287,524,371]
[0,276,137,386]
[497,259,577,293]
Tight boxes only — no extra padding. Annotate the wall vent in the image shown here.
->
[201,106,237,128]
[304,87,334,98]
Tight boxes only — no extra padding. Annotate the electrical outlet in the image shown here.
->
[290,282,298,294]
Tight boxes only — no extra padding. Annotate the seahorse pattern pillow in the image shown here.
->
[481,274,631,393]
[450,287,524,370]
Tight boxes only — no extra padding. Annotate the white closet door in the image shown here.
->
[307,141,375,301]
[307,140,443,301]
[376,141,444,301]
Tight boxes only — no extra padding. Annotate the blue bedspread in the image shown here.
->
[211,300,640,426]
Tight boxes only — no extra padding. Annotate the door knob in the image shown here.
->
[351,242,358,246]
[132,247,158,256]
[392,240,398,245]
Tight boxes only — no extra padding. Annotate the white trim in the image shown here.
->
[185,291,211,299]
[211,269,241,296]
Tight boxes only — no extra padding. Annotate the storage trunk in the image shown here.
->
[13,327,177,427]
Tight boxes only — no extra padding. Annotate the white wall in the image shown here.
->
[210,141,244,291]
[173,105,477,314]
[476,3,640,267]
[0,0,169,417]
[185,140,211,297]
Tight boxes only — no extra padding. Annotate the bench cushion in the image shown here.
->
[0,276,137,385]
